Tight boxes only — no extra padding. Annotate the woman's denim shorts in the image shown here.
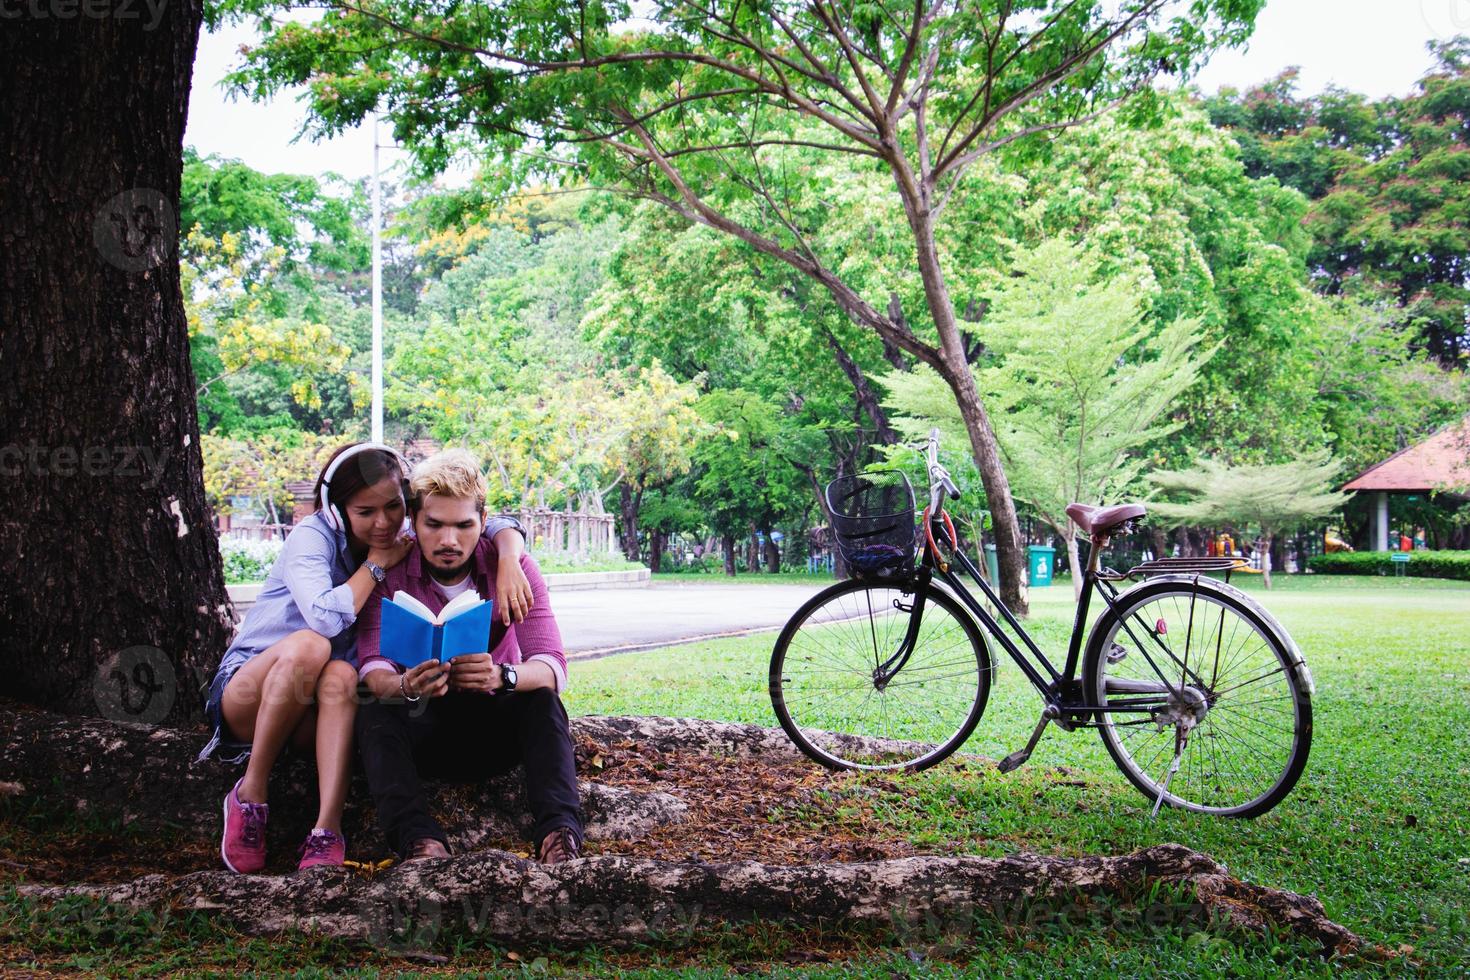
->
[196,656,255,765]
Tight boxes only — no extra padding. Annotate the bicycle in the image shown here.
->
[769,429,1314,817]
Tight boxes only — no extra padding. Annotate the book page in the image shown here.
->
[439,589,484,624]
[390,590,436,623]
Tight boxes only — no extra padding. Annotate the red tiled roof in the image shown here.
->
[1343,419,1470,492]
[401,437,442,463]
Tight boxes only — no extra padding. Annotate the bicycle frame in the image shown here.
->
[908,525,1159,718]
[898,432,1180,720]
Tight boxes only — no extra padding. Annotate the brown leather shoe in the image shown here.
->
[537,828,581,865]
[403,838,450,861]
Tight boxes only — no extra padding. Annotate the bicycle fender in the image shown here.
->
[1101,574,1315,696]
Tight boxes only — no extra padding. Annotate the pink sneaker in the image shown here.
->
[297,829,346,871]
[221,779,268,874]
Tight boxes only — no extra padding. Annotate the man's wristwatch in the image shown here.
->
[499,664,518,693]
[365,561,386,583]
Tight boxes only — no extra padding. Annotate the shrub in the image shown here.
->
[1307,550,1470,581]
[220,538,284,584]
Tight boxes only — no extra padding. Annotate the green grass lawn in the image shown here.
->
[6,575,1466,975]
[564,574,1470,973]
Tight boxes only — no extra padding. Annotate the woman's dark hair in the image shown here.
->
[312,443,408,523]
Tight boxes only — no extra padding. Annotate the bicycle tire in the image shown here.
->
[769,578,992,771]
[1081,577,1312,817]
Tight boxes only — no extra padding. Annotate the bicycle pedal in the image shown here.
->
[997,749,1031,773]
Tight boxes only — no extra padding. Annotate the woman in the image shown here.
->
[199,442,529,873]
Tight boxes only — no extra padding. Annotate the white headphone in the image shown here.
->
[317,442,411,533]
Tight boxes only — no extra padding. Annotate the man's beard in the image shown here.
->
[426,553,472,583]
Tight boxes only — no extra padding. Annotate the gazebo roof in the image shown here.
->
[1342,419,1470,493]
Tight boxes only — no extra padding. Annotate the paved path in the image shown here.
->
[549,580,832,659]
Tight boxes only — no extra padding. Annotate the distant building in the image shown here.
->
[1342,419,1470,550]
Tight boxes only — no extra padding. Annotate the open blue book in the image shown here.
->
[379,589,495,669]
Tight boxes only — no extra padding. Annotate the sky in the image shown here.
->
[184,0,1459,183]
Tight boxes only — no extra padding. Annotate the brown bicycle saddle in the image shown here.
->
[1065,502,1146,536]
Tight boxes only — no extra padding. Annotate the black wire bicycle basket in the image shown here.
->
[825,473,917,578]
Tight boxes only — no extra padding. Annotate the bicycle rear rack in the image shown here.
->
[1099,556,1248,582]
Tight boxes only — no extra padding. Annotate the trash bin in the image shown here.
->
[983,543,999,587]
[1028,545,1055,587]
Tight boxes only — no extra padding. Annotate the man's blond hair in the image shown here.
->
[410,448,488,511]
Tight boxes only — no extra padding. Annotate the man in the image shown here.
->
[355,449,582,864]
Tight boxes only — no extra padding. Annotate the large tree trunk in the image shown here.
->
[618,483,643,563]
[896,215,1026,613]
[647,529,665,574]
[941,363,1028,615]
[745,530,760,574]
[721,535,737,576]
[762,531,780,573]
[0,0,232,723]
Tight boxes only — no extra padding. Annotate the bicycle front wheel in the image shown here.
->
[1082,579,1312,817]
[769,579,992,771]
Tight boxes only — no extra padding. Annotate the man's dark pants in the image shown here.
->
[355,687,583,855]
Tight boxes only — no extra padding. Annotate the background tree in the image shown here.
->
[883,238,1212,595]
[219,0,1268,613]
[602,364,709,562]
[692,390,810,575]
[201,431,338,530]
[1,2,233,721]
[1206,41,1470,366]
[1148,450,1349,588]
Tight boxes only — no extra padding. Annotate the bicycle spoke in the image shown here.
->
[774,582,989,771]
[1089,584,1308,816]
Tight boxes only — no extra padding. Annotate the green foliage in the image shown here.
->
[1302,295,1470,475]
[181,147,367,283]
[212,0,1268,576]
[692,389,812,540]
[883,239,1212,535]
[201,428,339,523]
[1307,549,1470,581]
[219,539,285,583]
[1150,450,1349,533]
[1150,450,1350,585]
[1009,98,1324,464]
[1205,43,1470,365]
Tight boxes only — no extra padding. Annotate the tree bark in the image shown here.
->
[763,532,781,573]
[0,704,690,856]
[618,483,643,563]
[23,842,1362,956]
[721,535,737,576]
[745,530,760,574]
[647,529,665,574]
[0,0,233,723]
[1259,533,1274,590]
[940,361,1028,615]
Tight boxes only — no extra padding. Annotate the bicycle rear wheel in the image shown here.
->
[1082,579,1312,817]
[769,579,991,771]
